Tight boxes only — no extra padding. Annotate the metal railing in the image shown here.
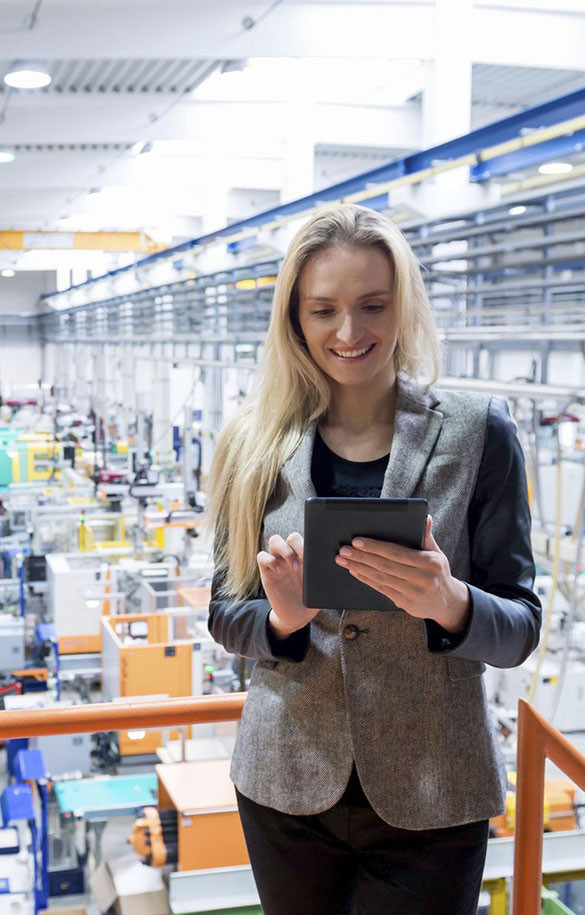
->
[514,698,585,915]
[0,694,583,914]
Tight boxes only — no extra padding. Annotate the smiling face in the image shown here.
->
[296,243,398,394]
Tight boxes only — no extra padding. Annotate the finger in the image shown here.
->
[337,552,415,584]
[351,537,423,567]
[424,515,441,552]
[286,531,304,562]
[349,567,407,607]
[346,562,416,600]
[257,550,286,574]
[267,535,300,569]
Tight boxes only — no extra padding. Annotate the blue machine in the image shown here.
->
[34,623,60,699]
[1,749,49,914]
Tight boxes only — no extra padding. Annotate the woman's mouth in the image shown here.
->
[330,343,376,361]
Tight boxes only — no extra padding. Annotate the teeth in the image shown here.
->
[332,344,373,359]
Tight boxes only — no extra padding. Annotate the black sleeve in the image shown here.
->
[425,395,542,667]
[207,559,310,663]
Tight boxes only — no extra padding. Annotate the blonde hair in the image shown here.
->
[207,204,444,600]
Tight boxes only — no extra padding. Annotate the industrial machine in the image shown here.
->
[101,609,227,757]
[490,774,579,838]
[4,696,92,779]
[1,748,50,914]
[46,553,115,655]
[130,758,248,872]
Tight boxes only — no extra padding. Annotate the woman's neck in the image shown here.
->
[321,379,398,437]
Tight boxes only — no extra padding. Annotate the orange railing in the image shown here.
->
[0,692,583,914]
[0,693,246,738]
[514,698,585,914]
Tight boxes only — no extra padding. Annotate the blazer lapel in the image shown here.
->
[281,419,318,501]
[380,372,443,499]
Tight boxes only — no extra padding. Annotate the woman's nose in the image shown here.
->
[336,313,362,343]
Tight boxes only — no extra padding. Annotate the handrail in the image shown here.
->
[0,694,246,739]
[1,691,583,914]
[514,698,585,914]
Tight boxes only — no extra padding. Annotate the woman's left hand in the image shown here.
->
[335,515,471,634]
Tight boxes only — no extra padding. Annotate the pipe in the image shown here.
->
[0,694,246,739]
[526,398,570,705]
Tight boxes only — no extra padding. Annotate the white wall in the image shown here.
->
[493,349,585,388]
[0,271,56,314]
[0,344,43,393]
[0,272,56,394]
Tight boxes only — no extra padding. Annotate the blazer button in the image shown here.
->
[343,624,360,641]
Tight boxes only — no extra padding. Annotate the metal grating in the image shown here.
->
[12,143,133,152]
[38,187,585,362]
[0,58,221,94]
[472,63,585,109]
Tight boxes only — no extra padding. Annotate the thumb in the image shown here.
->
[424,514,441,552]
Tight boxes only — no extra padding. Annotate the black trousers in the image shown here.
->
[236,774,489,915]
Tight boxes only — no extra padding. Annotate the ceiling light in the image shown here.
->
[4,61,51,89]
[0,149,15,164]
[508,205,526,216]
[538,162,573,175]
[1,269,15,278]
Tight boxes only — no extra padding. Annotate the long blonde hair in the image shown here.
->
[207,204,444,600]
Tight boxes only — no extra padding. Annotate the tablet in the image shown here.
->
[303,497,428,611]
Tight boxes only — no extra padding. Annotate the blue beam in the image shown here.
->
[42,85,585,301]
[471,128,585,181]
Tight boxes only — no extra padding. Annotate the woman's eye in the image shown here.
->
[364,304,384,311]
[312,309,334,316]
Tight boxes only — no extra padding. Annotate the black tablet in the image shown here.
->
[303,497,428,611]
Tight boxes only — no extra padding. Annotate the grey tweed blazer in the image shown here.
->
[208,371,542,829]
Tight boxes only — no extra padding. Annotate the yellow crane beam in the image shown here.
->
[0,230,168,253]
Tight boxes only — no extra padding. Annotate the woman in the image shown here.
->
[207,204,541,915]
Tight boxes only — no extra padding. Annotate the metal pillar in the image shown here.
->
[153,354,171,467]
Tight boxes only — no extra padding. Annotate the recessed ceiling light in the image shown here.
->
[0,150,15,164]
[508,205,526,216]
[1,269,15,278]
[538,162,573,175]
[4,61,51,89]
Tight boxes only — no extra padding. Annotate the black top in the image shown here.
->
[311,428,391,498]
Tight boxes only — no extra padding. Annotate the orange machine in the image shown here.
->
[490,774,577,838]
[101,610,219,757]
[130,758,249,871]
[101,613,192,756]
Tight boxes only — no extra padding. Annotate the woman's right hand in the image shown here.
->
[257,532,320,639]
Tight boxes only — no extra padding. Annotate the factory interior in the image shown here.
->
[0,0,585,913]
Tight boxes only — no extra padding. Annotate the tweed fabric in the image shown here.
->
[229,371,511,829]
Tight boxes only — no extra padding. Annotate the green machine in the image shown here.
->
[0,427,19,487]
